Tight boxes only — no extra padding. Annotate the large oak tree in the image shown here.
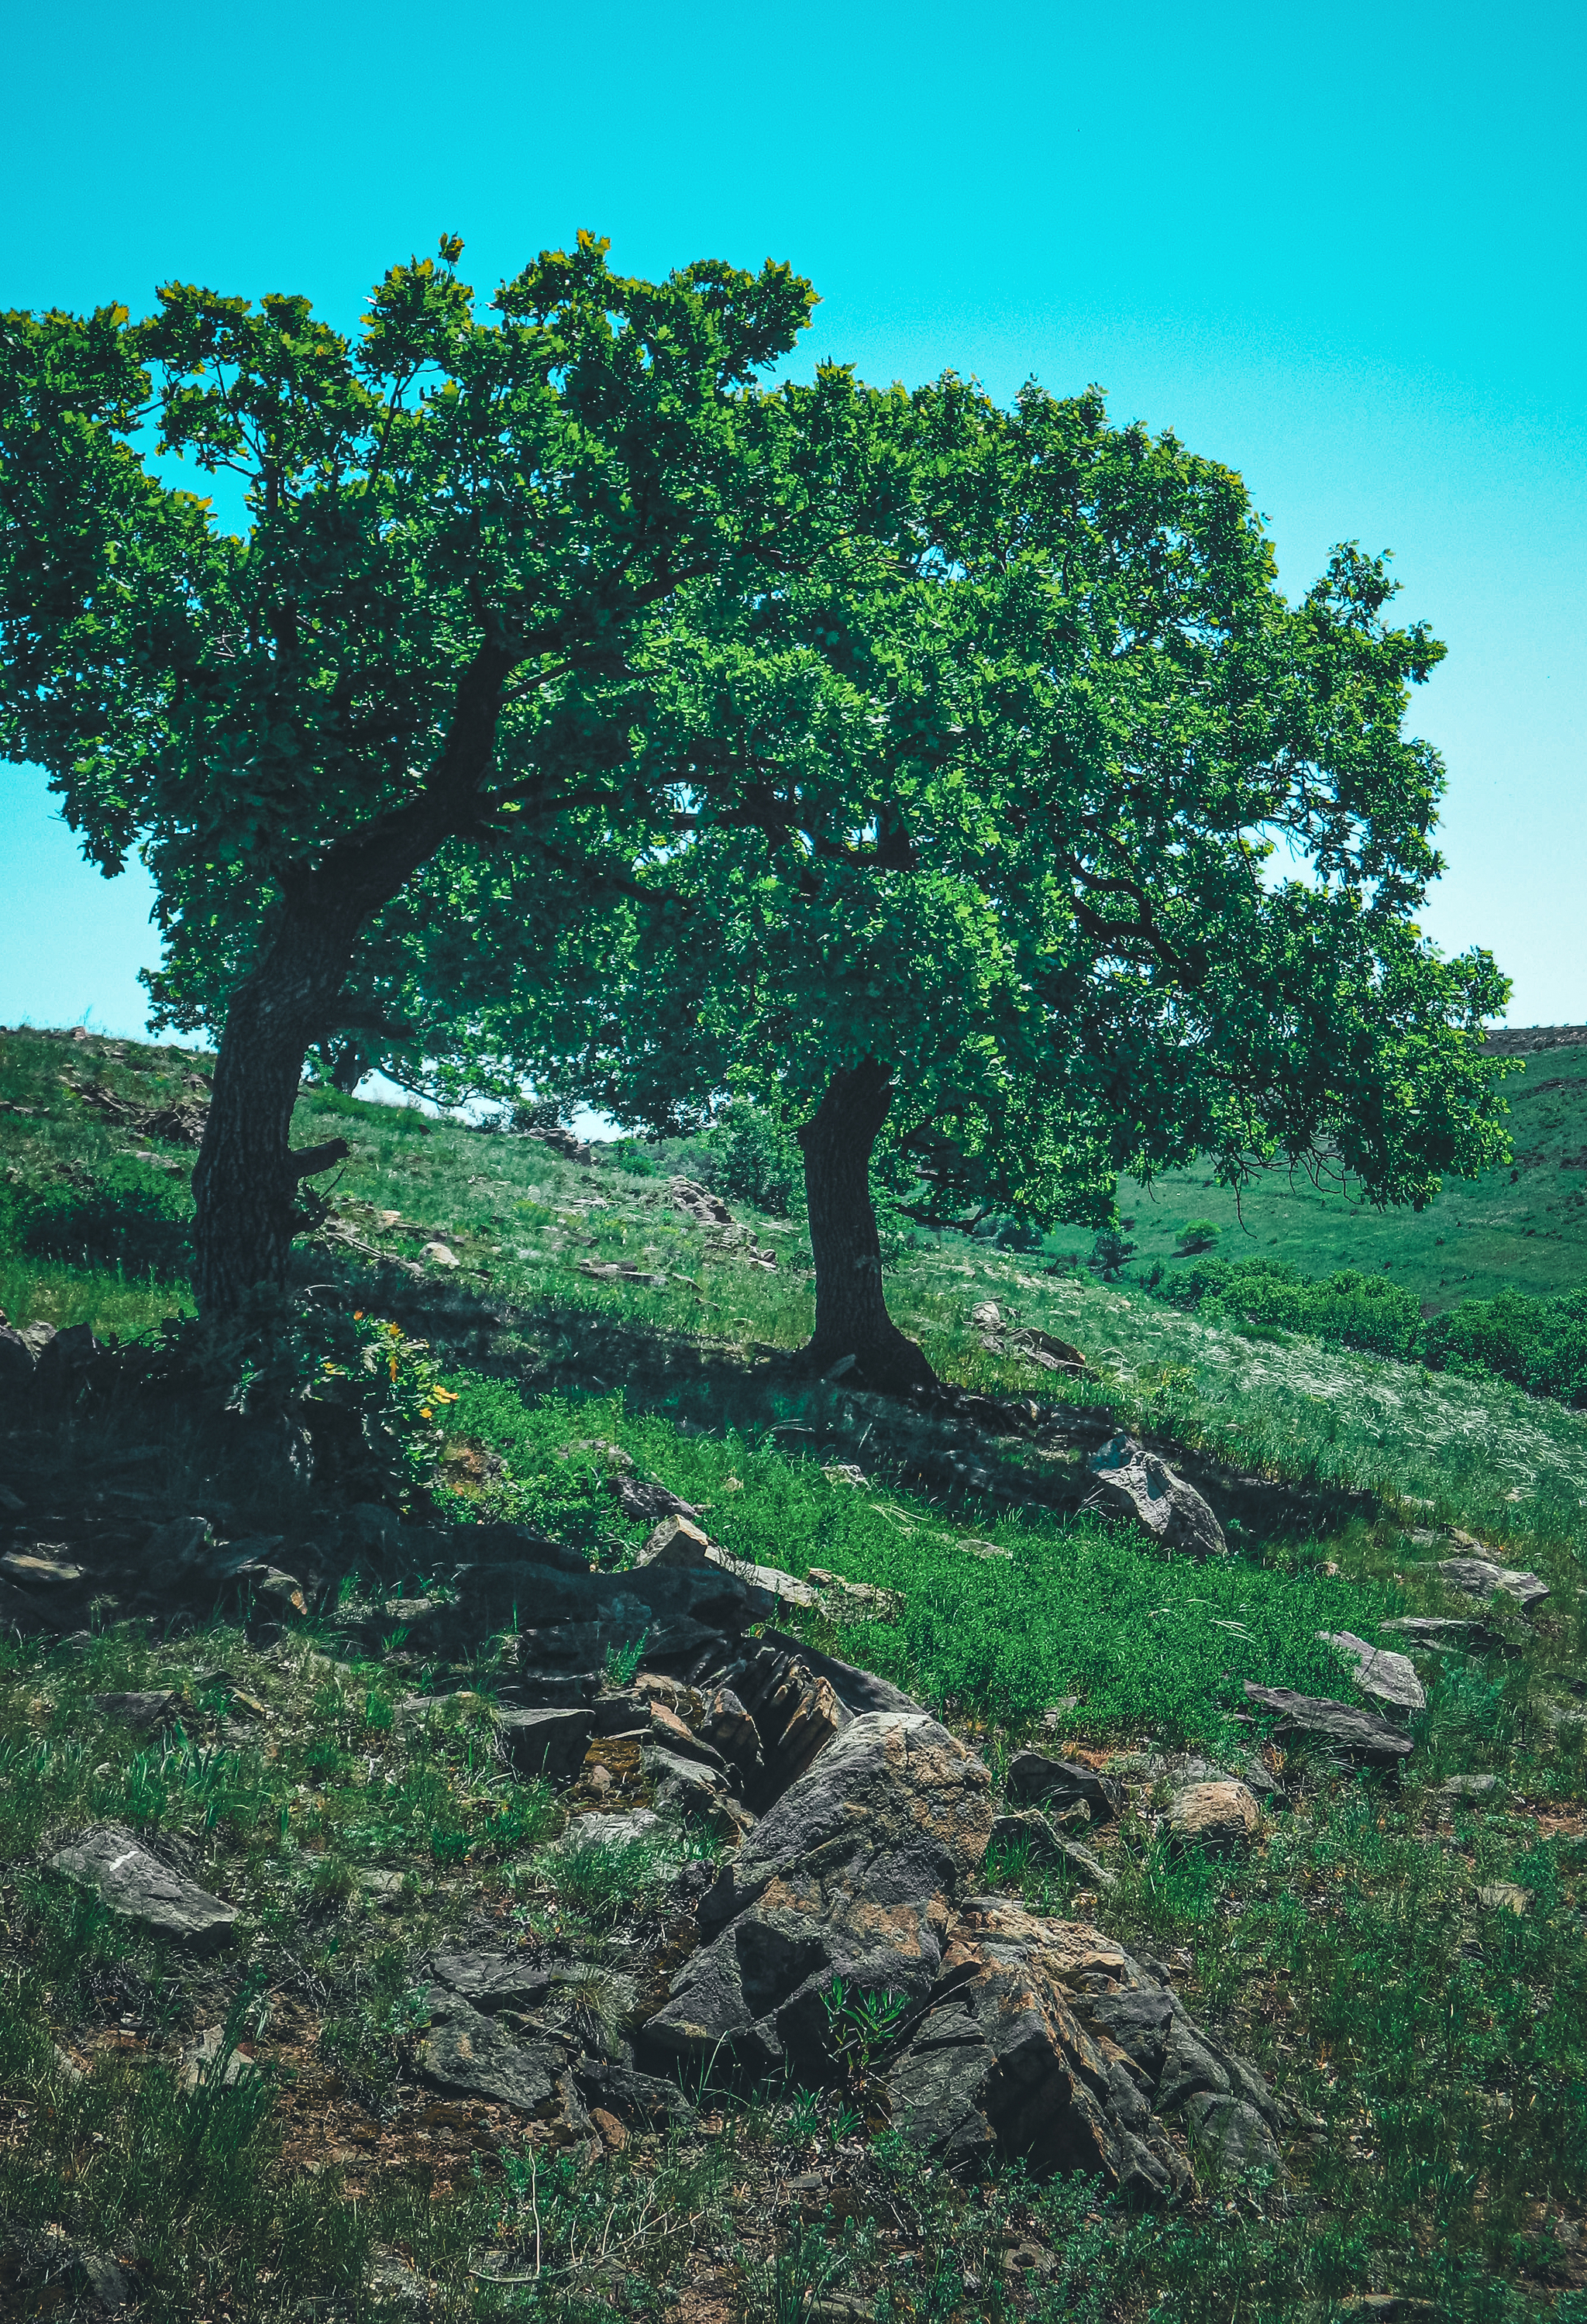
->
[0,235,902,1310]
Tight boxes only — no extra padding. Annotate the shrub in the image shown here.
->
[1176,1219,1220,1255]
[1154,1255,1422,1358]
[17,1165,192,1280]
[706,1100,804,1216]
[1421,1287,1587,1404]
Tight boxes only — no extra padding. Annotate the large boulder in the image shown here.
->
[642,1711,992,2077]
[1084,1437,1227,1559]
[1005,1753,1124,1824]
[884,1897,1282,2198]
[1167,1780,1261,1858]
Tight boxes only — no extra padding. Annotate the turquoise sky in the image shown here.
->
[2,0,1582,1035]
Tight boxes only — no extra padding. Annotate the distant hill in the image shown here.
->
[1100,1028,1587,1313]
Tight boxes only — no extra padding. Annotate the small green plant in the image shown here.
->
[820,1977,910,2080]
[603,1631,649,1685]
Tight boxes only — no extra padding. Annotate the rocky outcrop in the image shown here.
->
[50,1826,237,1954]
[643,1711,991,2078]
[1437,1557,1549,1612]
[1084,1437,1227,1559]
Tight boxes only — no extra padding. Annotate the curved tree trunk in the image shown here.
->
[797,1059,937,1394]
[191,902,359,1314]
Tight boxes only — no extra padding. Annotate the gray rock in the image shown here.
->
[0,1325,36,1386]
[571,2054,697,2127]
[756,1630,926,1718]
[1435,1772,1501,1800]
[987,1809,1117,1888]
[1242,1684,1413,1766]
[50,1826,237,1954]
[590,1690,652,1737]
[1317,1631,1427,1713]
[91,1689,177,1734]
[644,1711,991,2075]
[143,1517,215,1572]
[1379,1615,1493,1647]
[1084,1436,1227,1559]
[1182,2091,1282,2173]
[1005,1752,1124,1823]
[495,1706,594,1781]
[416,1992,559,2112]
[1437,1557,1550,1611]
[429,1947,553,2013]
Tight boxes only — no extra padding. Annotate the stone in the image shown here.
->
[807,1569,906,1623]
[643,1711,992,2077]
[1242,1684,1413,1766]
[669,1175,734,1224]
[640,1741,745,1826]
[419,1240,459,1266]
[1436,1772,1500,1800]
[1005,1753,1124,1824]
[1084,1437,1227,1559]
[1476,1882,1528,1915]
[1317,1631,1427,1714]
[1379,1616,1492,1647]
[969,1300,1003,1327]
[1182,2090,1282,2172]
[1437,1557,1549,1611]
[701,1685,763,1780]
[0,1325,36,1386]
[180,2025,257,2093]
[988,1808,1117,1889]
[590,1690,652,1737]
[637,1515,713,1568]
[609,1476,701,1525]
[495,1706,595,1781]
[91,1689,176,1734]
[50,1825,237,1954]
[1167,1780,1261,1858]
[883,1897,1276,2202]
[573,2055,697,2127]
[417,1992,558,2112]
[242,1565,307,1616]
[429,1946,553,2013]
[0,1551,86,1586]
[744,1634,924,1717]
[728,1644,852,1806]
[646,1699,729,1773]
[1007,1328,1087,1375]
[143,1516,215,1572]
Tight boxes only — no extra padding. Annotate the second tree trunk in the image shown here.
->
[797,1059,937,1393]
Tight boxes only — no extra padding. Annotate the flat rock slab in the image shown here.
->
[1437,1558,1549,1611]
[1379,1616,1496,1648]
[50,1826,237,1954]
[1005,1753,1124,1823]
[1243,1684,1413,1766]
[1317,1631,1426,1714]
[91,1690,177,1734]
[429,1947,554,2013]
[417,1993,559,2112]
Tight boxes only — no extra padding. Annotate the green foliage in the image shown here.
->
[1156,1255,1424,1358]
[1176,1217,1220,1255]
[1090,1228,1137,1279]
[819,1976,910,2078]
[707,1100,805,1217]
[1423,1286,1587,1405]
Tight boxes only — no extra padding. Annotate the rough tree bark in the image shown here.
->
[796,1059,938,1393]
[190,649,509,1315]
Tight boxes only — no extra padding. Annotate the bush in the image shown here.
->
[706,1100,804,1217]
[1421,1287,1587,1404]
[1155,1256,1422,1358]
[1176,1219,1220,1255]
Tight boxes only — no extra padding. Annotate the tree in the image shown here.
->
[0,234,901,1312]
[497,377,1510,1389]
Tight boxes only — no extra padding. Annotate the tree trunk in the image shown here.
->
[191,902,360,1315]
[797,1059,937,1394]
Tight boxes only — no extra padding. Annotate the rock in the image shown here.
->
[143,1516,215,1572]
[726,1644,852,1806]
[1475,1882,1528,1915]
[669,1176,734,1225]
[590,1689,652,1737]
[50,1825,237,1954]
[241,1565,307,1616]
[807,1569,906,1623]
[1379,1616,1494,1647]
[419,1241,459,1267]
[365,2253,427,2310]
[1437,1557,1549,1611]
[1167,1781,1261,1858]
[32,1323,101,1401]
[91,1689,176,1734]
[643,1710,992,2077]
[885,1897,1277,2201]
[429,1946,553,2012]
[0,1551,86,1586]
[1182,2090,1282,2172]
[495,1706,595,1781]
[1242,1684,1413,1767]
[417,1992,558,2112]
[1084,1437,1227,1559]
[1435,1772,1499,1800]
[609,1476,701,1525]
[1317,1632,1427,1714]
[572,2054,697,2127]
[647,1699,729,1773]
[0,1326,36,1386]
[1005,1753,1124,1824]
[640,1741,746,1827]
[636,1515,713,1568]
[988,1808,1117,1889]
[179,2025,257,2093]
[969,1301,1003,1327]
[700,1685,762,1780]
[757,1633,928,1718]
[1007,1328,1087,1374]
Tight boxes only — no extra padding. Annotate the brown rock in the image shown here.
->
[636,1515,713,1568]
[1167,1780,1260,1858]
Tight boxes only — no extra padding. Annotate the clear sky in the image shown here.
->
[2,0,1582,1038]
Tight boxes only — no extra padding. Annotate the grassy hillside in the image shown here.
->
[2,1023,1586,2322]
[1111,1037,1587,1313]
